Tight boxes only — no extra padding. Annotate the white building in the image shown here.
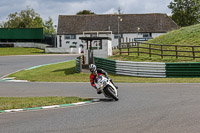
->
[56,13,178,52]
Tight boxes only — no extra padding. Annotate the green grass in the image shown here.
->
[8,60,200,83]
[111,24,200,62]
[9,60,90,82]
[3,23,200,82]
[148,23,200,45]
[0,97,90,110]
[110,51,200,62]
[0,47,45,56]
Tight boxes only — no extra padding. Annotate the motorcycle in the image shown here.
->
[94,75,119,101]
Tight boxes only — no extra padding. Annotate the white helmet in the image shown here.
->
[89,64,96,73]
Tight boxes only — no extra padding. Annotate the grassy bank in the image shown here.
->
[148,24,200,45]
[8,60,200,83]
[0,47,44,56]
[111,24,200,62]
[109,53,200,62]
[0,97,90,110]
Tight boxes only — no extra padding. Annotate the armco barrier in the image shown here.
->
[94,57,116,74]
[166,62,200,77]
[75,57,81,73]
[115,60,166,77]
[91,57,200,78]
[94,57,166,77]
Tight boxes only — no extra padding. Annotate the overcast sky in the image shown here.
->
[0,0,173,26]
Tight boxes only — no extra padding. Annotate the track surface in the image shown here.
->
[1,55,200,133]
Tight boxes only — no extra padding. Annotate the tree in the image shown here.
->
[1,7,55,34]
[43,17,56,35]
[1,7,43,28]
[168,0,200,27]
[76,10,95,15]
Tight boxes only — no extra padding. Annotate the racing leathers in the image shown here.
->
[90,68,118,94]
[90,68,108,88]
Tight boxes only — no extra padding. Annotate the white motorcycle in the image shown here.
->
[94,75,119,101]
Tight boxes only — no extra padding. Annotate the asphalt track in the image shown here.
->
[1,55,200,133]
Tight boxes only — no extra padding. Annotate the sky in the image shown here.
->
[0,0,173,26]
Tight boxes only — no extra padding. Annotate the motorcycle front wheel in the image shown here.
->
[104,86,119,101]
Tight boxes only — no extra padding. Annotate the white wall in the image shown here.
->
[93,39,112,58]
[57,35,83,48]
[57,32,166,49]
[14,42,48,49]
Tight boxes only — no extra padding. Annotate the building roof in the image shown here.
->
[57,13,178,35]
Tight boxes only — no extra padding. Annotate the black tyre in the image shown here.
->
[104,86,119,101]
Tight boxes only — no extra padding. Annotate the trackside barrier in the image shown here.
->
[115,60,166,77]
[75,57,81,73]
[166,62,200,77]
[75,55,86,73]
[82,57,200,77]
[94,57,166,77]
[94,57,116,74]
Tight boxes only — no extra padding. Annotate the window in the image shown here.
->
[114,34,123,39]
[65,35,76,40]
[90,40,102,50]
[143,33,152,38]
[71,35,76,39]
[65,35,70,39]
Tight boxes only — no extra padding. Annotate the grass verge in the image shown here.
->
[0,97,90,110]
[0,47,45,56]
[9,60,90,82]
[8,60,200,83]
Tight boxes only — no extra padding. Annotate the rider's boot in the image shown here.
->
[95,87,102,94]
[97,90,102,94]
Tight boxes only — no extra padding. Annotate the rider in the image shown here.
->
[89,64,118,94]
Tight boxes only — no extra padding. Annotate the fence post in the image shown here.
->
[128,42,130,55]
[121,38,124,48]
[128,38,131,55]
[161,45,163,59]
[192,46,195,59]
[79,56,82,72]
[137,42,140,56]
[149,44,151,57]
[175,46,178,59]
[132,39,134,46]
[119,38,121,55]
[126,37,128,48]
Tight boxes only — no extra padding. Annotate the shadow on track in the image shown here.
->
[92,98,115,102]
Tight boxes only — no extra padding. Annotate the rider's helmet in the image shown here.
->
[89,64,96,73]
